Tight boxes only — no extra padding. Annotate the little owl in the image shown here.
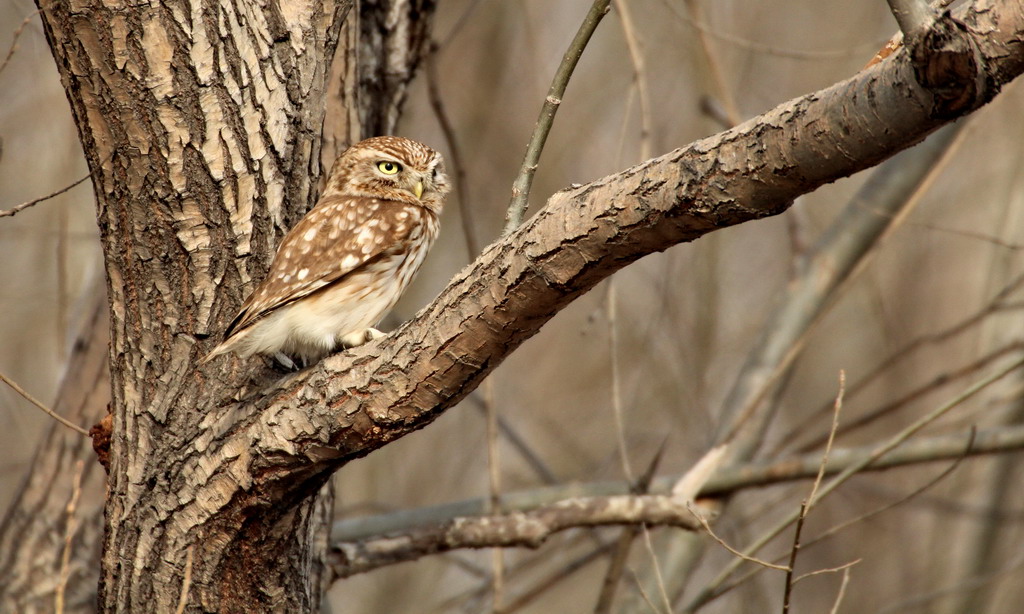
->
[204,136,450,365]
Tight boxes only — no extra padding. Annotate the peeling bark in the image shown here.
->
[29,0,442,609]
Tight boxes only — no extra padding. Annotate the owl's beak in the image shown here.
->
[413,181,424,200]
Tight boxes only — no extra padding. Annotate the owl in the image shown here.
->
[204,136,450,366]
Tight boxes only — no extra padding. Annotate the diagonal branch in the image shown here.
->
[188,0,1024,541]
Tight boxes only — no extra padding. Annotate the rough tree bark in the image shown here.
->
[23,0,1024,612]
[27,0,435,612]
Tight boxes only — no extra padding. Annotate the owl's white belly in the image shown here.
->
[235,248,425,362]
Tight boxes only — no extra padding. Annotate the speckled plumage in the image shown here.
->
[205,136,449,364]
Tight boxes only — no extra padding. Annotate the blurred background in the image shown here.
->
[3,0,1024,612]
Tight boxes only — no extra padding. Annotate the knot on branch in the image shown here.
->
[90,411,113,472]
[908,12,985,118]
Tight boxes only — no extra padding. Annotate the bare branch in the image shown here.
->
[684,0,742,127]
[54,460,85,614]
[234,7,1024,519]
[687,502,789,572]
[828,566,854,614]
[593,443,665,614]
[0,171,94,219]
[328,494,701,579]
[0,371,89,436]
[332,421,1024,543]
[612,0,653,159]
[793,559,861,585]
[783,372,844,613]
[503,0,612,233]
[0,9,39,79]
[707,433,973,606]
[424,41,478,257]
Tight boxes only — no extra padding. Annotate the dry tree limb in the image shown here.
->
[0,9,39,79]
[332,421,1024,544]
[0,170,94,219]
[328,494,701,579]
[54,460,85,614]
[0,371,89,436]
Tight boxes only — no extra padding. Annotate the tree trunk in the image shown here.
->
[31,0,435,611]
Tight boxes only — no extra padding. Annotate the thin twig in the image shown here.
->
[641,524,673,614]
[808,372,844,509]
[502,0,612,234]
[782,372,844,613]
[603,282,672,614]
[0,9,40,79]
[0,169,95,219]
[0,371,90,435]
[608,278,634,482]
[659,0,887,61]
[483,377,505,612]
[54,460,85,614]
[828,566,853,614]
[801,428,977,552]
[794,559,861,585]
[612,0,653,159]
[687,502,790,572]
[424,41,478,257]
[628,571,663,614]
[684,0,742,127]
[58,203,69,360]
[594,444,665,614]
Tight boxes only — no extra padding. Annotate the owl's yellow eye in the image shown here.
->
[377,161,401,175]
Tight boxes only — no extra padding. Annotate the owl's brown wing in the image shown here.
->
[223,195,424,338]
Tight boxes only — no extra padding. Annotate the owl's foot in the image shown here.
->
[339,328,386,348]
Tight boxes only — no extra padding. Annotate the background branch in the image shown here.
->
[503,0,612,233]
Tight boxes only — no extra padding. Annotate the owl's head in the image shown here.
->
[326,136,450,213]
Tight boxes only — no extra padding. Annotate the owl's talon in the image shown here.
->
[338,328,385,348]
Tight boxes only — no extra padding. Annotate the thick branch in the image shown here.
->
[199,0,1024,500]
